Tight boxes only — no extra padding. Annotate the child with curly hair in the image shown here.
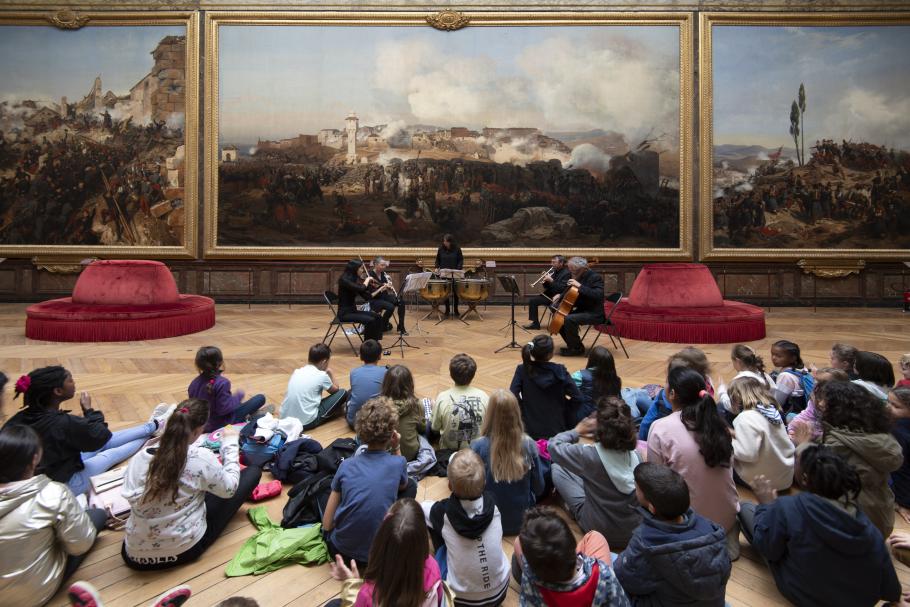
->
[547,397,642,550]
[323,397,417,570]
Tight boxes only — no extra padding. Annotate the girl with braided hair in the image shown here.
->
[739,445,900,606]
[5,366,168,497]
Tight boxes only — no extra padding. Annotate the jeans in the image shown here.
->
[738,501,758,545]
[231,394,267,424]
[122,465,262,570]
[620,387,651,420]
[68,422,156,496]
[302,389,350,431]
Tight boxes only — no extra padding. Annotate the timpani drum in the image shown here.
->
[456,278,490,320]
[420,279,451,303]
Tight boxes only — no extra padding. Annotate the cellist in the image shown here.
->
[550,256,605,356]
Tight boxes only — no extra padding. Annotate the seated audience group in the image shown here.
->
[2,336,909,607]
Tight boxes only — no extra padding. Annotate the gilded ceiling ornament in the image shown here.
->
[426,11,470,31]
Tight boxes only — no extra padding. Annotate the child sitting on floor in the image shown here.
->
[322,397,417,570]
[898,354,910,389]
[728,377,794,491]
[280,343,348,430]
[739,445,900,607]
[381,365,427,461]
[715,344,776,416]
[423,449,510,607]
[512,505,629,607]
[769,340,812,416]
[547,396,642,550]
[614,462,731,606]
[787,367,848,444]
[888,387,910,524]
[432,354,489,451]
[346,340,387,430]
[638,350,715,441]
[329,498,451,607]
[189,346,266,432]
[852,351,894,402]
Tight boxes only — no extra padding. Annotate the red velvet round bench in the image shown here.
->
[26,260,215,342]
[603,263,766,344]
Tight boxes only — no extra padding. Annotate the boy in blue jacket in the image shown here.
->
[739,444,901,607]
[614,462,731,606]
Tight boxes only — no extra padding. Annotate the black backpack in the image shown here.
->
[269,437,323,484]
[314,438,358,473]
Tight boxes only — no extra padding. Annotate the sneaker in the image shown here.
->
[150,585,192,607]
[68,581,103,607]
[522,322,541,330]
[149,403,176,436]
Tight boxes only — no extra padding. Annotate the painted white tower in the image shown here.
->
[345,111,358,164]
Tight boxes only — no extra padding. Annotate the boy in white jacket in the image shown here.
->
[729,377,795,490]
[422,449,511,607]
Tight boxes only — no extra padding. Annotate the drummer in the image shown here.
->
[523,255,570,330]
[435,233,463,317]
[369,256,407,335]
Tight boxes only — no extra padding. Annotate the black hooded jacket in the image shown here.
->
[509,361,583,440]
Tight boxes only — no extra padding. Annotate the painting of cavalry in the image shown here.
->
[215,24,684,249]
[0,25,189,248]
[710,24,910,252]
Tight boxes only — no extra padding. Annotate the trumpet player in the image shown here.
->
[368,256,407,335]
[523,255,569,330]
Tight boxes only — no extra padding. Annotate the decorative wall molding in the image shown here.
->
[797,259,866,279]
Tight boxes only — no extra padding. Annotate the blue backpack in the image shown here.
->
[779,369,815,415]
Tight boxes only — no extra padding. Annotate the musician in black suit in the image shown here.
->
[523,255,570,330]
[553,256,605,356]
[368,256,407,335]
[338,260,384,342]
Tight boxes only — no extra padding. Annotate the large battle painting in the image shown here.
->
[213,19,687,253]
[0,20,194,254]
[706,19,910,257]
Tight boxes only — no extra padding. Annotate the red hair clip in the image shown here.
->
[14,375,31,394]
[179,407,189,414]
[209,378,216,385]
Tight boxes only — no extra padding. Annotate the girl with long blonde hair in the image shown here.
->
[728,376,794,491]
[470,389,545,534]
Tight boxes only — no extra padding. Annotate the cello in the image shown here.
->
[547,285,578,335]
[546,256,599,335]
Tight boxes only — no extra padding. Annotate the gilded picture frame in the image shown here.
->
[0,10,199,259]
[204,11,694,260]
[699,12,910,261]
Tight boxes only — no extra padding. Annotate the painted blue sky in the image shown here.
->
[219,25,680,143]
[714,25,910,150]
[0,26,184,105]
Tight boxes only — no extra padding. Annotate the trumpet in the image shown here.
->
[530,267,555,288]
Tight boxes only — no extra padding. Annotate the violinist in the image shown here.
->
[338,260,384,342]
[523,255,570,330]
[368,256,407,335]
[552,256,604,356]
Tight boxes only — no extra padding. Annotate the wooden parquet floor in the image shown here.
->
[1,303,908,607]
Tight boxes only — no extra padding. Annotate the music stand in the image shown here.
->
[436,268,468,326]
[495,275,524,353]
[402,272,432,336]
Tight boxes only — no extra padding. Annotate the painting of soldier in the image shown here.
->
[708,22,910,254]
[0,23,192,251]
[214,21,687,251]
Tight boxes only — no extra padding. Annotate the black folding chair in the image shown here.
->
[321,290,363,356]
[583,291,629,358]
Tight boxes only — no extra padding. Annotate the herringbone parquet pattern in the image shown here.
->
[0,303,907,607]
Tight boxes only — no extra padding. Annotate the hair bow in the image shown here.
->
[698,390,707,398]
[527,341,535,348]
[14,375,31,394]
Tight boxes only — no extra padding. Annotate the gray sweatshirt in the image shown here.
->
[548,430,642,549]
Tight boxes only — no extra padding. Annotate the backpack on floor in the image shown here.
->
[314,438,358,474]
[241,429,288,467]
[280,471,334,528]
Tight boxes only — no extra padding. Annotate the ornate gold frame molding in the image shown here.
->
[797,259,865,279]
[203,11,694,260]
